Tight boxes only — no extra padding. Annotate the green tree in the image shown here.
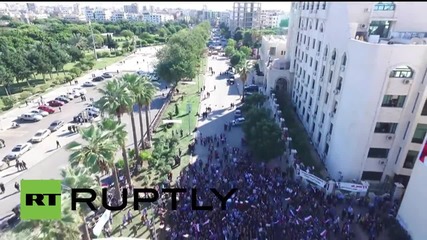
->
[242,31,253,47]
[237,60,252,101]
[239,46,252,58]
[97,80,133,186]
[230,52,244,67]
[224,45,236,57]
[233,29,243,42]
[120,29,134,39]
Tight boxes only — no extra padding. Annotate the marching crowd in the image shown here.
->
[162,130,397,240]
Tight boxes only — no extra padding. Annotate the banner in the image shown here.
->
[336,181,369,193]
[417,132,427,166]
[93,210,111,237]
[297,169,326,188]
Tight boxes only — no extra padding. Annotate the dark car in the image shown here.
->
[227,79,235,85]
[244,85,259,93]
[92,76,105,82]
[47,100,65,107]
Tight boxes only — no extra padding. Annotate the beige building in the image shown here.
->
[230,2,262,32]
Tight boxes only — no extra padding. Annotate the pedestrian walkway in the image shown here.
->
[191,56,244,164]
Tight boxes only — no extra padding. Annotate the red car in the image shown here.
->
[47,100,65,107]
[38,105,55,114]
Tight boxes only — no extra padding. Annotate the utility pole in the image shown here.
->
[88,18,97,60]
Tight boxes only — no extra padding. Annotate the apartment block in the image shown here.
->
[287,2,427,185]
[231,2,262,32]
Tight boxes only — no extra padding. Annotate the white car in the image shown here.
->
[59,94,74,100]
[82,81,95,87]
[18,113,43,122]
[31,129,51,143]
[29,109,49,117]
[7,143,32,160]
[231,117,245,126]
[84,107,100,113]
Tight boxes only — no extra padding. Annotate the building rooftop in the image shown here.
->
[263,35,287,42]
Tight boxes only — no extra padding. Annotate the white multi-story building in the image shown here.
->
[260,10,281,28]
[111,11,126,22]
[142,13,173,24]
[397,158,427,240]
[286,2,427,185]
[219,11,231,27]
[62,14,86,23]
[72,3,80,15]
[124,3,139,14]
[231,2,262,32]
[84,7,95,21]
[93,8,111,22]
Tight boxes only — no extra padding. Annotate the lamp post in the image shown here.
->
[196,64,201,93]
[187,103,192,135]
[88,18,97,60]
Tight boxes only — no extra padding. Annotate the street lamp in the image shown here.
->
[88,18,97,60]
[187,103,192,135]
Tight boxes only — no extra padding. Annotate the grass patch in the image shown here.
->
[276,91,327,177]
[108,59,207,238]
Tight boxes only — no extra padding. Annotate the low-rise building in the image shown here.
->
[62,14,87,23]
[142,13,173,24]
[111,11,126,22]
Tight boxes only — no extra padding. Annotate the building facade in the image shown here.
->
[142,13,173,24]
[231,2,262,32]
[287,2,427,184]
[260,10,281,29]
[124,3,139,14]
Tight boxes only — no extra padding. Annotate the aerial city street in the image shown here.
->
[0,1,425,240]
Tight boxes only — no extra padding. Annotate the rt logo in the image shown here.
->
[20,180,62,220]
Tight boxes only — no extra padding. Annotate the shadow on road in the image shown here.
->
[0,191,18,201]
[57,131,77,138]
[45,148,57,153]
[1,170,21,179]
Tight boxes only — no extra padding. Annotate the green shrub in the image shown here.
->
[19,91,31,101]
[115,159,125,169]
[146,38,155,44]
[80,64,90,71]
[70,67,82,77]
[52,81,60,85]
[102,51,111,58]
[113,50,123,56]
[29,88,38,95]
[40,85,49,92]
[139,40,148,46]
[64,75,73,83]
[2,96,15,107]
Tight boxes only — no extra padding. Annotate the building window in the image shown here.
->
[321,113,325,123]
[281,50,285,55]
[381,95,406,108]
[269,47,276,55]
[324,45,328,57]
[317,41,322,52]
[341,53,347,66]
[306,113,309,123]
[403,150,418,169]
[389,65,413,78]
[317,132,322,143]
[310,57,313,67]
[314,61,318,71]
[374,122,398,134]
[421,100,427,116]
[374,2,396,11]
[368,148,389,158]
[315,19,319,30]
[412,123,427,144]
[361,171,382,181]
[312,39,316,49]
[329,123,333,134]
[336,77,343,90]
[324,93,329,104]
[331,49,336,61]
[325,143,329,155]
[321,66,325,77]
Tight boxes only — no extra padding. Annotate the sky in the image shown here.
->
[13,2,291,12]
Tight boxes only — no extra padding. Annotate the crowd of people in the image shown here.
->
[159,129,397,240]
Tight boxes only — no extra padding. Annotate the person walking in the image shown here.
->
[59,106,62,112]
[14,182,20,192]
[21,160,27,170]
[0,183,5,194]
[56,140,61,149]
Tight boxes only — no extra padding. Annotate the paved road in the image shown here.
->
[0,46,169,218]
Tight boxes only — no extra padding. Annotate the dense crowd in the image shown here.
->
[160,131,398,240]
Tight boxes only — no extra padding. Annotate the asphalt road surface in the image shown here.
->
[0,46,169,219]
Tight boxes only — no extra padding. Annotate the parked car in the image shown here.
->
[234,109,242,118]
[92,76,105,82]
[47,100,64,107]
[56,96,71,103]
[73,112,99,123]
[6,143,32,160]
[231,117,245,126]
[244,85,259,93]
[48,120,65,132]
[84,107,100,113]
[29,109,49,117]
[31,129,51,143]
[227,79,235,85]
[83,81,95,87]
[64,93,75,100]
[18,113,43,122]
[38,105,55,114]
[102,72,113,78]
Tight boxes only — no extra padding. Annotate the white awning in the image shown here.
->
[162,120,182,124]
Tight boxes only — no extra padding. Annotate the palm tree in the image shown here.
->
[237,60,252,101]
[14,196,81,240]
[61,165,102,240]
[140,79,158,145]
[121,73,142,163]
[67,125,121,199]
[68,33,88,50]
[97,79,133,186]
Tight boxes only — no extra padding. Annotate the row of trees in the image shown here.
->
[225,38,252,67]
[241,93,285,160]
[10,74,161,239]
[155,21,210,85]
[0,18,189,100]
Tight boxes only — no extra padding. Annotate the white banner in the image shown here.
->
[297,169,327,188]
[93,210,111,237]
[336,181,369,193]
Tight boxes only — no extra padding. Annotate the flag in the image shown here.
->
[418,133,427,165]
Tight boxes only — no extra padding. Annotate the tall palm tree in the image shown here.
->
[237,60,252,101]
[67,125,121,199]
[97,79,133,186]
[61,165,102,240]
[121,73,142,162]
[14,196,81,240]
[140,79,157,145]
